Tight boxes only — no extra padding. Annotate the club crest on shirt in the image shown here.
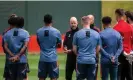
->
[68,34,71,37]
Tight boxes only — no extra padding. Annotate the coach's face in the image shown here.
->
[70,20,78,30]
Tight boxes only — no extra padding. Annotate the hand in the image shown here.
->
[111,56,115,63]
[64,50,71,54]
[9,55,20,62]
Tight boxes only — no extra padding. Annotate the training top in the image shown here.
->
[36,26,61,62]
[73,28,101,64]
[114,20,133,53]
[100,27,123,64]
[3,28,30,64]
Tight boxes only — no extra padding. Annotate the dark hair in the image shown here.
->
[16,17,24,28]
[102,16,112,25]
[9,14,17,18]
[115,8,125,16]
[125,11,133,21]
[8,16,18,26]
[44,14,52,24]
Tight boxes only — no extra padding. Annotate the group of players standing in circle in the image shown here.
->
[2,8,133,80]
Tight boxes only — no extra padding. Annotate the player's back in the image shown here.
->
[4,28,29,54]
[74,28,100,64]
[4,27,29,63]
[37,26,61,62]
[100,28,122,63]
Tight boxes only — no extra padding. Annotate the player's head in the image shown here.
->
[81,16,90,27]
[16,16,24,28]
[115,8,125,21]
[125,11,133,23]
[8,16,18,27]
[9,14,17,18]
[87,14,95,28]
[44,14,52,26]
[70,17,78,30]
[102,16,112,29]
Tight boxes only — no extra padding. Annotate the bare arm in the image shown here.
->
[96,45,100,57]
[4,42,14,57]
[73,45,77,55]
[17,41,29,57]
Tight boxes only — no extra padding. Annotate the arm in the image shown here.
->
[17,41,29,57]
[63,33,68,51]
[73,45,77,55]
[100,34,111,59]
[114,36,123,59]
[56,31,62,48]
[72,33,78,55]
[4,42,14,57]
[17,32,30,57]
[96,45,100,57]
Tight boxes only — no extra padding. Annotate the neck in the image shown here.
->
[83,25,90,29]
[118,17,124,21]
[45,24,51,27]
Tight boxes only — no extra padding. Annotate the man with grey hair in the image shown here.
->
[73,16,101,80]
[63,17,79,80]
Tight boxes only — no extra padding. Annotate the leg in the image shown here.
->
[87,64,96,80]
[118,53,127,80]
[94,55,99,80]
[38,61,48,80]
[76,63,87,80]
[49,61,59,80]
[110,64,118,80]
[9,64,18,80]
[65,57,75,80]
[17,63,27,80]
[100,64,109,80]
[125,62,133,80]
[3,59,10,80]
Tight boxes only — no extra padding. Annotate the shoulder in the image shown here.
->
[51,27,61,34]
[91,29,99,35]
[113,22,119,29]
[37,27,43,33]
[93,26,100,32]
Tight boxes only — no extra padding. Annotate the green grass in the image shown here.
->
[0,54,101,80]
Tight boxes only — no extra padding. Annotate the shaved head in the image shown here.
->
[69,17,78,30]
[87,14,94,24]
[70,17,78,22]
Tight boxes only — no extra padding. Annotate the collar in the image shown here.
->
[118,19,125,23]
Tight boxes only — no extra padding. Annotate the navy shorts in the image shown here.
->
[76,63,96,80]
[9,63,27,80]
[38,61,59,79]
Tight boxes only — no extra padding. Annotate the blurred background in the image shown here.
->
[0,1,133,80]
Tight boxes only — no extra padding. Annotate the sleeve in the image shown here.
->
[57,31,62,44]
[36,32,40,46]
[24,31,30,42]
[97,34,101,46]
[63,33,68,47]
[114,34,123,59]
[100,33,111,59]
[3,34,8,43]
[73,32,78,46]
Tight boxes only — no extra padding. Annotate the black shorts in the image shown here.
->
[8,63,27,80]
